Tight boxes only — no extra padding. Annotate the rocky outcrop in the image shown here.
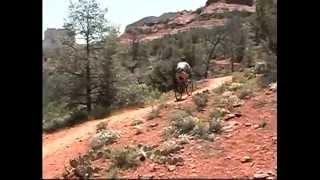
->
[206,0,254,7]
[119,0,256,43]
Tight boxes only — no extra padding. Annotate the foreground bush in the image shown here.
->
[114,83,161,107]
[43,102,88,132]
[192,92,209,111]
[90,130,120,150]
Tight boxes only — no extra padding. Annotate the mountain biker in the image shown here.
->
[175,58,192,85]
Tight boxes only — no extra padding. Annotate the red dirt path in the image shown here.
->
[43,76,233,179]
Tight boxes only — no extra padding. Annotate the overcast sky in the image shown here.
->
[43,0,207,39]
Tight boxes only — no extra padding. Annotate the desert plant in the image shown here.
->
[191,120,210,140]
[115,83,161,107]
[210,108,228,119]
[147,108,160,120]
[209,117,223,133]
[192,92,209,111]
[184,106,197,115]
[110,146,139,169]
[90,130,119,150]
[238,88,253,99]
[96,121,108,132]
[90,106,111,119]
[106,167,119,179]
[213,84,228,94]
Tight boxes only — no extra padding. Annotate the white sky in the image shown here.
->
[43,0,207,39]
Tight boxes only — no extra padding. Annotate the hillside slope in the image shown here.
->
[43,76,233,178]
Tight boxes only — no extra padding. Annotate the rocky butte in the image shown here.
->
[119,0,255,44]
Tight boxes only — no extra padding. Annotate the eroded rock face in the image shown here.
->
[120,0,256,43]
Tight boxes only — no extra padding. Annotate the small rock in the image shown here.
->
[267,171,276,176]
[151,144,159,149]
[265,91,272,95]
[191,169,198,173]
[254,125,260,129]
[234,112,242,117]
[176,162,184,166]
[245,123,252,127]
[135,129,143,135]
[167,165,176,172]
[224,114,237,121]
[149,123,159,128]
[251,162,255,167]
[241,156,252,163]
[207,134,215,141]
[158,173,165,177]
[225,156,231,160]
[266,177,275,180]
[253,173,269,179]
[226,134,233,138]
[269,82,277,91]
[93,173,100,177]
[138,175,154,179]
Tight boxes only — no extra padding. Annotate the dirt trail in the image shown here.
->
[43,76,233,179]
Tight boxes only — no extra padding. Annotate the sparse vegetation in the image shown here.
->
[106,167,119,179]
[165,109,221,141]
[210,108,228,119]
[238,88,253,99]
[208,117,223,133]
[96,121,108,132]
[90,130,120,150]
[213,84,228,94]
[192,92,209,111]
[109,146,140,169]
[253,99,268,109]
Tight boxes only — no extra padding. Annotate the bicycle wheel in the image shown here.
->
[174,85,183,101]
[186,79,194,96]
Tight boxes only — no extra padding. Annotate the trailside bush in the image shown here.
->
[114,83,161,107]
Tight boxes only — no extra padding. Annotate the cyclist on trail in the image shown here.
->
[175,58,192,85]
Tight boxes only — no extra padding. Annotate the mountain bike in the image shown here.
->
[174,77,194,101]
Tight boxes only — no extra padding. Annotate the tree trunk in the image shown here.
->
[86,37,92,113]
[205,40,220,78]
[231,59,234,72]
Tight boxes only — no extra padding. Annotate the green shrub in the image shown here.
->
[238,88,253,99]
[213,84,228,94]
[210,109,228,119]
[90,130,120,150]
[164,110,197,138]
[147,107,161,120]
[192,92,209,111]
[110,146,139,169]
[191,120,210,139]
[147,96,166,120]
[66,110,88,126]
[209,118,222,133]
[96,121,108,132]
[90,106,111,119]
[106,167,119,179]
[115,83,161,107]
